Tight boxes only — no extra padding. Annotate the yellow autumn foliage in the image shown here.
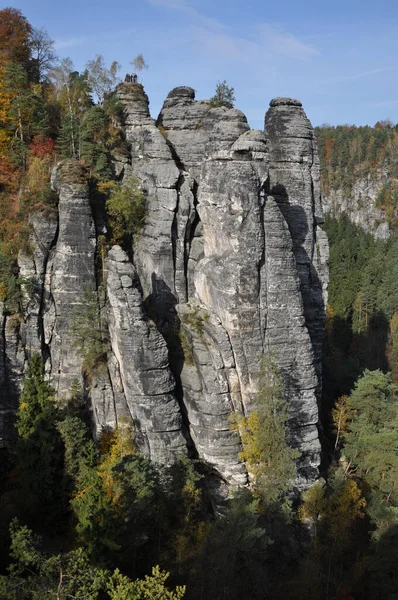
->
[98,424,135,506]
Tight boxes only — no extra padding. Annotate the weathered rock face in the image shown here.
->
[43,161,97,396]
[192,130,320,483]
[106,245,186,463]
[157,86,250,177]
[0,86,329,490]
[264,98,329,391]
[322,174,391,240]
[115,83,181,334]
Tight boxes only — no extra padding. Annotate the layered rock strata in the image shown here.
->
[322,175,391,240]
[264,98,329,389]
[0,85,328,489]
[106,245,186,462]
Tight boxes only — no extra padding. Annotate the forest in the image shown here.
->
[316,122,398,224]
[0,7,398,599]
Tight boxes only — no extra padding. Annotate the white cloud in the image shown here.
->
[257,24,320,60]
[190,26,260,63]
[189,24,320,68]
[146,0,320,64]
[145,0,223,31]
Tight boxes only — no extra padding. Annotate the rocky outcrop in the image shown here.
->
[157,86,250,177]
[0,85,329,490]
[191,129,320,483]
[264,98,329,390]
[42,161,97,396]
[322,174,391,240]
[106,245,186,463]
[115,83,181,334]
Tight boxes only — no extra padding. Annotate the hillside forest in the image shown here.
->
[0,7,397,600]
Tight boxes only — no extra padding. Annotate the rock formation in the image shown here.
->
[0,83,329,493]
[322,174,391,240]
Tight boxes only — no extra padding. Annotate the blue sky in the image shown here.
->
[6,0,398,129]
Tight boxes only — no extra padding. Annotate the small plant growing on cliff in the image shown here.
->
[178,330,194,366]
[0,251,34,315]
[70,287,107,378]
[181,305,207,335]
[230,353,300,507]
[209,80,235,109]
[102,176,146,248]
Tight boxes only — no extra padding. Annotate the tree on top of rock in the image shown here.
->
[209,80,235,109]
[130,54,148,80]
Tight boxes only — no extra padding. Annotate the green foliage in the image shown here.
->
[2,62,49,168]
[325,214,380,320]
[104,177,146,247]
[15,354,63,521]
[79,93,125,181]
[70,286,107,377]
[0,251,32,314]
[178,330,194,365]
[343,369,398,535]
[16,353,56,439]
[188,490,269,600]
[0,520,108,600]
[296,471,366,600]
[85,54,120,103]
[52,60,92,159]
[180,306,208,335]
[322,215,397,410]
[108,565,185,600]
[57,414,96,481]
[80,105,113,179]
[209,80,235,108]
[375,179,398,225]
[315,121,398,198]
[0,521,186,600]
[231,354,300,507]
[57,112,80,158]
[70,425,162,572]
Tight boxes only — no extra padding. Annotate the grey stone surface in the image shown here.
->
[0,84,328,489]
[322,174,391,239]
[45,160,97,395]
[157,86,250,178]
[264,97,328,391]
[106,245,186,463]
[18,214,58,355]
[115,83,180,338]
[191,130,320,482]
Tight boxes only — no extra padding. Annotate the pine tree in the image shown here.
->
[231,354,300,508]
[209,80,235,108]
[15,353,63,521]
[343,369,398,536]
[104,177,146,247]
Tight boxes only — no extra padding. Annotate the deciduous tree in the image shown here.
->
[86,54,120,103]
[29,27,57,82]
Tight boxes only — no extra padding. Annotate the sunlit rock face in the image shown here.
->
[322,174,391,240]
[0,86,328,491]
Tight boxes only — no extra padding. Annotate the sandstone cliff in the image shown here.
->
[322,174,391,240]
[0,84,328,492]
